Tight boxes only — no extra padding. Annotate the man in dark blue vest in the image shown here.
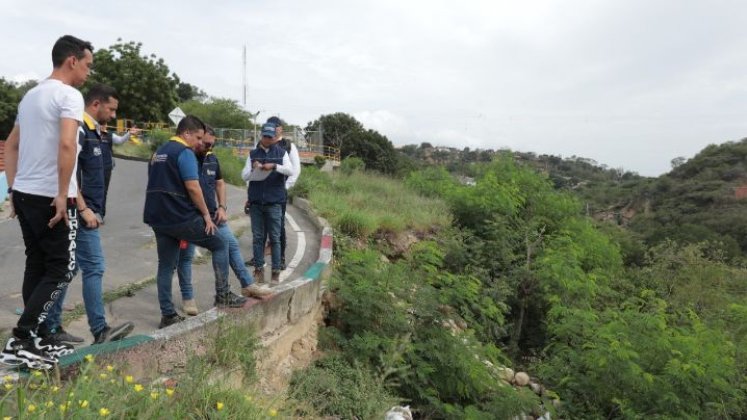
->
[241,123,293,283]
[43,84,135,344]
[144,115,246,329]
[176,126,272,316]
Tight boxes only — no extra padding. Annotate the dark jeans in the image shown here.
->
[261,202,287,261]
[250,203,282,271]
[12,191,77,339]
[152,216,230,316]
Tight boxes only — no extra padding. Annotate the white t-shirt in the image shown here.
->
[13,79,83,198]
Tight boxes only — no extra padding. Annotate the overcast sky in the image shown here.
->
[4,0,747,176]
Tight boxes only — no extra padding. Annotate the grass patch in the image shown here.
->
[212,147,245,186]
[293,167,451,237]
[112,142,152,160]
[0,324,285,418]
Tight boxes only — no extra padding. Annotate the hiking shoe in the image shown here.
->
[271,270,281,284]
[182,299,199,316]
[253,268,265,284]
[0,337,57,370]
[159,314,186,329]
[50,327,84,344]
[241,284,273,298]
[93,322,135,344]
[214,292,248,308]
[37,335,75,359]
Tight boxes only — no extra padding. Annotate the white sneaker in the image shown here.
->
[241,284,273,298]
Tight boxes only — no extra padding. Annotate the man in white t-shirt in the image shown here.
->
[2,35,93,370]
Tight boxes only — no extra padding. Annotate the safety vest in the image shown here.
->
[78,114,106,215]
[143,137,198,226]
[247,144,287,205]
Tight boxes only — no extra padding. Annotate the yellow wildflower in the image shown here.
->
[216,402,224,411]
[106,365,114,372]
[166,388,175,397]
[32,371,42,377]
[3,375,13,383]
[99,407,111,416]
[3,416,10,420]
[99,373,107,379]
[269,408,278,417]
[125,375,134,383]
[84,354,94,363]
[133,384,144,392]
[4,383,12,390]
[46,401,55,408]
[51,385,60,393]
[27,404,36,413]
[80,400,89,408]
[150,391,159,400]
[59,404,67,413]
[29,384,38,390]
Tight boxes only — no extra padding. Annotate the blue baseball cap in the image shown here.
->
[261,123,276,138]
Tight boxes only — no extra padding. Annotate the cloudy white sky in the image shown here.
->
[4,0,747,176]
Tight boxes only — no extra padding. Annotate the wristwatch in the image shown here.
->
[6,187,12,194]
[219,204,227,211]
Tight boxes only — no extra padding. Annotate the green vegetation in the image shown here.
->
[292,165,450,237]
[291,153,747,418]
[0,320,284,418]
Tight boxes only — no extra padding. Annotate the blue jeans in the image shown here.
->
[45,225,107,336]
[177,223,254,298]
[250,204,282,271]
[152,216,229,317]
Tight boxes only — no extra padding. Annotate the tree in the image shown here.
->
[306,113,399,174]
[175,80,206,103]
[87,40,179,122]
[180,98,253,129]
[0,78,20,139]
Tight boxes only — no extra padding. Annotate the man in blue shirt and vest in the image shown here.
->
[43,84,135,344]
[176,126,272,316]
[144,115,246,329]
[241,123,293,283]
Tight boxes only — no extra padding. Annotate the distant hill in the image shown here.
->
[398,139,747,261]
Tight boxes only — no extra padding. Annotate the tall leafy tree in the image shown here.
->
[87,40,179,122]
[179,98,253,129]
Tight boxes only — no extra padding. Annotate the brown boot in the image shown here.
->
[242,284,273,298]
[182,299,199,316]
[253,268,265,284]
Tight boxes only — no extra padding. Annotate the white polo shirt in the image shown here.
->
[13,79,83,198]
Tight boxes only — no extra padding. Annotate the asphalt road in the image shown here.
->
[0,157,321,339]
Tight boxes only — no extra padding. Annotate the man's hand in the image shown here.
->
[215,206,228,224]
[203,214,217,235]
[261,163,275,171]
[79,208,99,229]
[7,192,15,219]
[48,195,68,228]
[128,127,142,136]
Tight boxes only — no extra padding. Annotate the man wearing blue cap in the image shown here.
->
[241,123,293,283]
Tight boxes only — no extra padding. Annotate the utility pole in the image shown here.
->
[242,45,247,108]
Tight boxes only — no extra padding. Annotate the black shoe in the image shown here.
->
[0,337,57,370]
[159,313,186,329]
[244,257,255,267]
[214,292,248,308]
[93,322,135,344]
[50,327,84,344]
[271,270,281,284]
[36,336,75,359]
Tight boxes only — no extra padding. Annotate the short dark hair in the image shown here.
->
[176,115,206,135]
[52,35,94,68]
[266,116,284,127]
[204,124,216,136]
[84,84,118,106]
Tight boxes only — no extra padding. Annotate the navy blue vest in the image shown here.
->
[143,138,199,226]
[248,144,287,205]
[199,152,220,216]
[78,115,106,215]
[100,130,114,169]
